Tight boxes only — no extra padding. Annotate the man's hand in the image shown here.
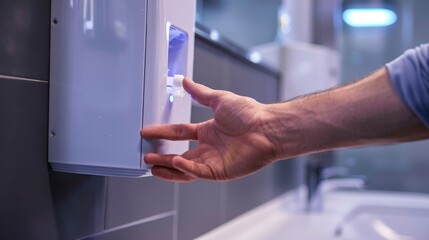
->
[141,78,275,182]
[141,68,429,182]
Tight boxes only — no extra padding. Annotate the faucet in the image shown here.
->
[306,161,366,212]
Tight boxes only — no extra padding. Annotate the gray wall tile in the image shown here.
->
[177,182,223,240]
[0,78,107,240]
[224,167,275,221]
[193,41,229,90]
[83,216,174,240]
[227,57,279,103]
[223,160,302,221]
[272,159,304,196]
[0,0,50,80]
[0,79,57,240]
[48,172,107,240]
[105,177,175,229]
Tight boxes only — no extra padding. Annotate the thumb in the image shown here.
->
[183,77,223,108]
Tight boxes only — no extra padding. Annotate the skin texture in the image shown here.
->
[141,68,429,182]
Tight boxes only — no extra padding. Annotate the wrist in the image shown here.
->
[259,102,309,161]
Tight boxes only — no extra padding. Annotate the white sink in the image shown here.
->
[326,191,429,240]
[196,188,429,240]
[334,205,429,240]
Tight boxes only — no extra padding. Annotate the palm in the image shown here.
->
[141,79,274,182]
[188,96,273,180]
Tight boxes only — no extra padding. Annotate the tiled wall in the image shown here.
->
[1,1,56,239]
[0,1,300,240]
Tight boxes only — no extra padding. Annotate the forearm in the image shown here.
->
[263,67,429,160]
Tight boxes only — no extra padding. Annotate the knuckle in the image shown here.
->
[173,125,184,138]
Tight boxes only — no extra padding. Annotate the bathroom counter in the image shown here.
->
[196,187,429,240]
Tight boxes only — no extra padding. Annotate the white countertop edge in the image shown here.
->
[195,186,307,240]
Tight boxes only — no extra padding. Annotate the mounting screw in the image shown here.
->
[49,130,57,138]
[52,18,59,25]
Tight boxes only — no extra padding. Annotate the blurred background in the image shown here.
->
[197,0,429,193]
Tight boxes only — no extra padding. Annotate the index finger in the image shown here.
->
[183,78,226,108]
[141,123,198,141]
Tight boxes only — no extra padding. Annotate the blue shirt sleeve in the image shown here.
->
[386,43,429,128]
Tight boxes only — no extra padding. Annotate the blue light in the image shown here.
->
[248,51,262,64]
[169,94,174,103]
[343,8,397,27]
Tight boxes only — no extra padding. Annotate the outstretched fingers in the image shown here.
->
[171,155,216,180]
[182,78,225,108]
[145,153,177,168]
[145,154,195,182]
[141,123,198,141]
[144,153,216,181]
